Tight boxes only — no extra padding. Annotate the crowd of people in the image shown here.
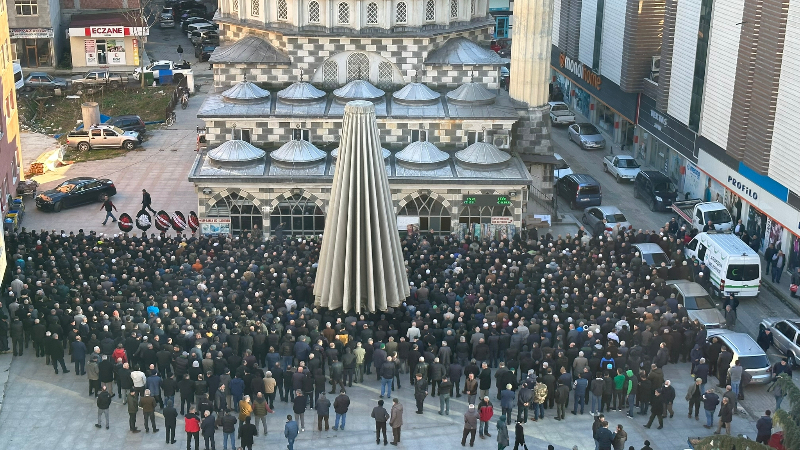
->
[0,222,791,450]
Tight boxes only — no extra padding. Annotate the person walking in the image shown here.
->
[389,397,403,445]
[333,389,349,430]
[216,409,237,450]
[714,396,734,435]
[201,410,217,450]
[100,196,117,225]
[238,395,253,426]
[292,389,306,432]
[252,392,273,435]
[372,399,390,445]
[96,385,112,429]
[164,402,178,444]
[87,355,100,396]
[177,45,184,60]
[462,404,479,447]
[140,389,159,433]
[414,373,428,414]
[439,375,453,415]
[512,420,527,450]
[702,389,720,429]
[496,416,509,450]
[612,424,627,450]
[284,415,299,450]
[141,189,156,213]
[729,360,744,397]
[128,391,141,433]
[478,396,494,439]
[500,384,515,423]
[660,380,676,419]
[185,408,201,450]
[756,410,772,444]
[238,416,257,450]
[594,421,615,450]
[643,390,663,429]
[316,391,331,431]
[686,378,702,420]
[772,251,786,283]
[49,333,69,374]
[724,306,737,329]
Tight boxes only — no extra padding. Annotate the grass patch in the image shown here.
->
[63,148,130,163]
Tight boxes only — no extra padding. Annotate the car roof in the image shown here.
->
[665,280,708,297]
[152,60,174,65]
[28,72,50,77]
[64,177,96,183]
[706,330,764,357]
[591,206,622,215]
[639,170,670,182]
[615,155,635,159]
[548,101,567,106]
[575,122,592,127]
[564,173,599,185]
[633,243,665,254]
[696,233,756,255]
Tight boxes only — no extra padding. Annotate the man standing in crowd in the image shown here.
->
[390,397,403,445]
[372,399,390,445]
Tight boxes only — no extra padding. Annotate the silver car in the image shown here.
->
[665,280,726,328]
[632,243,672,269]
[568,123,606,150]
[706,329,772,385]
[581,206,631,235]
[760,318,800,366]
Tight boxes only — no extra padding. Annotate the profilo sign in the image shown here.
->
[559,53,602,90]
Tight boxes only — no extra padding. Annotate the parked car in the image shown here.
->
[187,22,217,40]
[706,329,772,384]
[66,125,141,151]
[759,318,800,367]
[553,153,573,179]
[71,71,128,90]
[133,60,192,81]
[548,101,575,126]
[556,173,602,210]
[35,177,117,212]
[632,243,672,269]
[634,171,678,212]
[581,205,631,235]
[568,123,606,150]
[190,29,218,45]
[104,115,146,138]
[181,17,209,32]
[602,154,641,182]
[23,72,68,91]
[665,280,726,328]
[195,43,218,62]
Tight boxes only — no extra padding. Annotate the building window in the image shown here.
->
[338,2,350,24]
[471,0,475,15]
[367,2,378,24]
[378,61,393,88]
[270,194,326,236]
[689,0,714,132]
[292,129,310,141]
[425,0,435,21]
[14,0,37,15]
[323,60,338,87]
[411,130,427,142]
[467,130,485,145]
[208,192,263,236]
[398,194,451,234]
[396,1,407,23]
[232,0,239,12]
[309,0,320,23]
[277,0,288,20]
[232,128,252,142]
[450,0,458,18]
[251,0,260,16]
[459,205,511,224]
[346,52,369,81]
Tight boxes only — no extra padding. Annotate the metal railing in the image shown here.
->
[530,183,556,217]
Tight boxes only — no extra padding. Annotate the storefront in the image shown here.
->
[550,46,638,148]
[10,28,55,68]
[67,13,148,72]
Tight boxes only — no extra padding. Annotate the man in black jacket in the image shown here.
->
[49,333,69,374]
[414,373,428,414]
[201,410,217,450]
[96,385,112,429]
[163,403,178,444]
[217,410,237,449]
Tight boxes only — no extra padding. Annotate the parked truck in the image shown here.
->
[670,199,733,232]
[71,71,128,90]
[602,154,641,182]
[548,101,575,126]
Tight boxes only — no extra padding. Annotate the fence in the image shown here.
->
[165,76,189,120]
[530,183,556,217]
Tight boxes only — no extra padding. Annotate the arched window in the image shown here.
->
[208,192,263,235]
[378,61,393,88]
[425,0,435,21]
[459,205,511,225]
[270,194,326,236]
[347,52,370,81]
[277,0,288,19]
[398,194,451,234]
[470,0,475,15]
[251,0,260,16]
[308,0,320,22]
[323,60,338,87]
[338,2,350,24]
[396,1,407,23]
[450,0,458,18]
[366,2,378,24]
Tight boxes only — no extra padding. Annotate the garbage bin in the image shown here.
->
[143,72,155,86]
[159,69,174,85]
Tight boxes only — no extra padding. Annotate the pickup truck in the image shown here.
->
[66,125,140,151]
[71,71,128,90]
[603,154,641,182]
[670,199,733,232]
[548,101,575,126]
[133,60,192,81]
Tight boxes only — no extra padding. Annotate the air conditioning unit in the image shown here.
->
[651,56,661,73]
[494,135,510,149]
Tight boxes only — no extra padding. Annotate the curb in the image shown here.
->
[761,277,800,317]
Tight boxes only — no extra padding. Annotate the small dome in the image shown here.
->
[332,146,390,159]
[446,82,496,105]
[333,79,385,103]
[277,81,326,103]
[395,141,449,164]
[221,80,271,104]
[392,82,441,105]
[455,142,511,165]
[207,140,266,163]
[270,140,326,163]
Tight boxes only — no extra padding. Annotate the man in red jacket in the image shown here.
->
[478,396,494,439]
[184,407,201,450]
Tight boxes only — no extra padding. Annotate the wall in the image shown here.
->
[666,0,700,126]
[552,0,561,47]
[599,0,624,85]
[6,0,54,28]
[0,0,21,211]
[577,0,596,66]
[68,35,139,70]
[619,0,664,93]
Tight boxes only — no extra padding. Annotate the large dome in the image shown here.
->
[221,79,271,104]
[446,82,496,105]
[207,140,266,163]
[333,80,385,103]
[277,81,326,103]
[455,142,510,165]
[395,141,449,164]
[332,146,390,159]
[270,140,326,163]
[392,82,441,105]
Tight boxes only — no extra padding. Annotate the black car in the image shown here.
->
[195,43,218,61]
[104,115,146,138]
[634,171,678,211]
[35,177,117,212]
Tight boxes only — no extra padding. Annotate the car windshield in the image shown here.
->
[605,213,627,223]
[618,159,639,168]
[704,209,732,224]
[648,252,670,267]
[684,294,714,309]
[579,186,600,195]
[580,125,600,135]
[738,355,769,370]
[653,181,676,192]
[726,264,760,281]
[56,182,77,193]
[552,104,569,111]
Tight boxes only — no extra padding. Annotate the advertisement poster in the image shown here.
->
[85,39,97,65]
[683,161,723,203]
[107,39,126,65]
[132,38,139,66]
[684,161,702,200]
[768,218,784,251]
[199,218,231,235]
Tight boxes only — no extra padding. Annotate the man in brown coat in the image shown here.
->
[390,398,403,445]
[140,389,159,433]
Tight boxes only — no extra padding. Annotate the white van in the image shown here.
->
[12,62,23,91]
[684,232,761,298]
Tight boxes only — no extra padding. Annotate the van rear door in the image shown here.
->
[724,256,761,297]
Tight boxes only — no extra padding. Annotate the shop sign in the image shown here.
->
[727,174,758,200]
[637,95,697,161]
[132,38,139,66]
[85,39,97,66]
[87,27,126,37]
[199,218,231,235]
[10,28,54,39]
[559,53,601,90]
[491,216,513,224]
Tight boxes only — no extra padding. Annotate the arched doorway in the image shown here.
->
[270,193,326,236]
[459,205,512,225]
[207,191,263,235]
[397,194,451,234]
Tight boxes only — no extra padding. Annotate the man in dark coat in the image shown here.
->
[238,416,258,450]
[644,389,664,429]
[49,333,69,374]
[163,402,178,444]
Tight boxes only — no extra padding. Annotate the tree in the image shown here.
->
[119,0,155,88]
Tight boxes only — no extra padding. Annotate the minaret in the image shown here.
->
[508,0,555,186]
[313,100,410,313]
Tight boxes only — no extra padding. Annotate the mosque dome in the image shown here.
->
[454,142,510,165]
[331,146,391,159]
[333,79,385,103]
[277,81,327,103]
[270,140,327,163]
[207,140,266,163]
[221,79,271,104]
[392,82,441,105]
[395,141,450,165]
[445,82,496,105]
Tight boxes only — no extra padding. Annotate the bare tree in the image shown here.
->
[119,0,157,88]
